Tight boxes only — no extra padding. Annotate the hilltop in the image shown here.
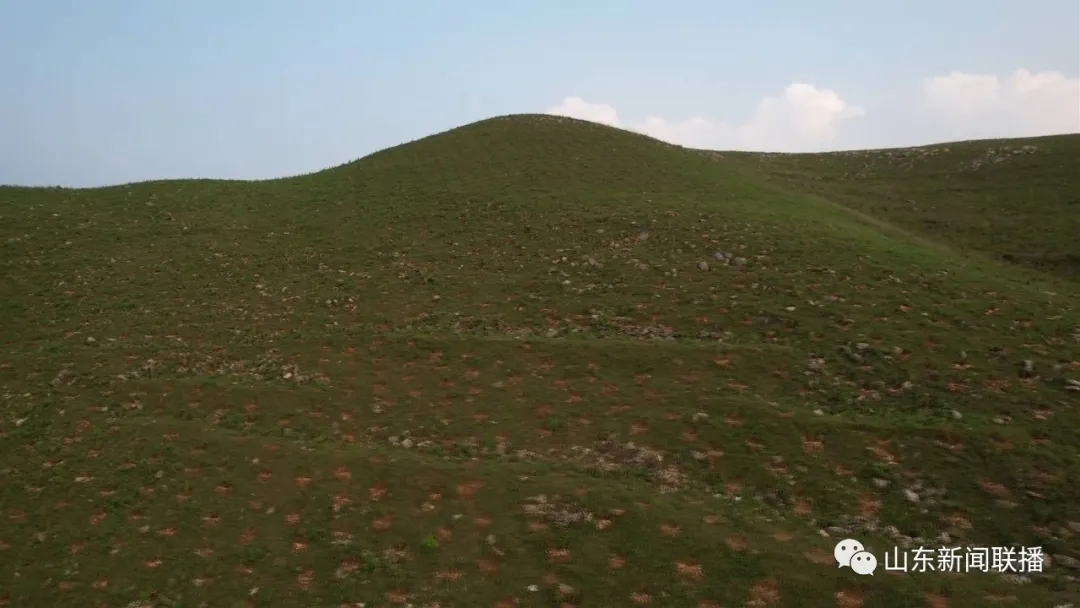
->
[2,114,1079,607]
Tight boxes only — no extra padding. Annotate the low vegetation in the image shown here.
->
[1,115,1078,607]
[705,134,1080,280]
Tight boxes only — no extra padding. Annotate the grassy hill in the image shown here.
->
[701,134,1080,281]
[2,114,1079,607]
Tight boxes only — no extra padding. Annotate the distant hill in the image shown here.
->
[701,133,1080,281]
[1,115,1078,607]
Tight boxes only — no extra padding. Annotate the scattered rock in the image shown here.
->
[951,410,963,420]
[401,438,414,449]
[1019,359,1035,379]
[85,336,96,345]
[733,257,747,267]
[522,495,595,527]
[697,261,710,272]
[1054,554,1080,570]
[872,478,889,489]
[556,583,578,599]
[50,369,68,387]
[903,488,920,503]
[838,345,863,363]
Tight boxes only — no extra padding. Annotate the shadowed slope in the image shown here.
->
[1,115,1079,607]
[703,134,1080,281]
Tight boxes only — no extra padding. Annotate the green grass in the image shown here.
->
[2,114,1079,607]
[702,134,1080,281]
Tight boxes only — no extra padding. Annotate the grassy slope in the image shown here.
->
[1,114,1079,608]
[700,134,1080,281]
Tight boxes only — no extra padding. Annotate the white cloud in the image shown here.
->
[735,83,866,150]
[546,83,865,152]
[920,69,1080,139]
[545,69,1079,151]
[545,97,621,128]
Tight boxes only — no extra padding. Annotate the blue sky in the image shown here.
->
[1,0,1077,187]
